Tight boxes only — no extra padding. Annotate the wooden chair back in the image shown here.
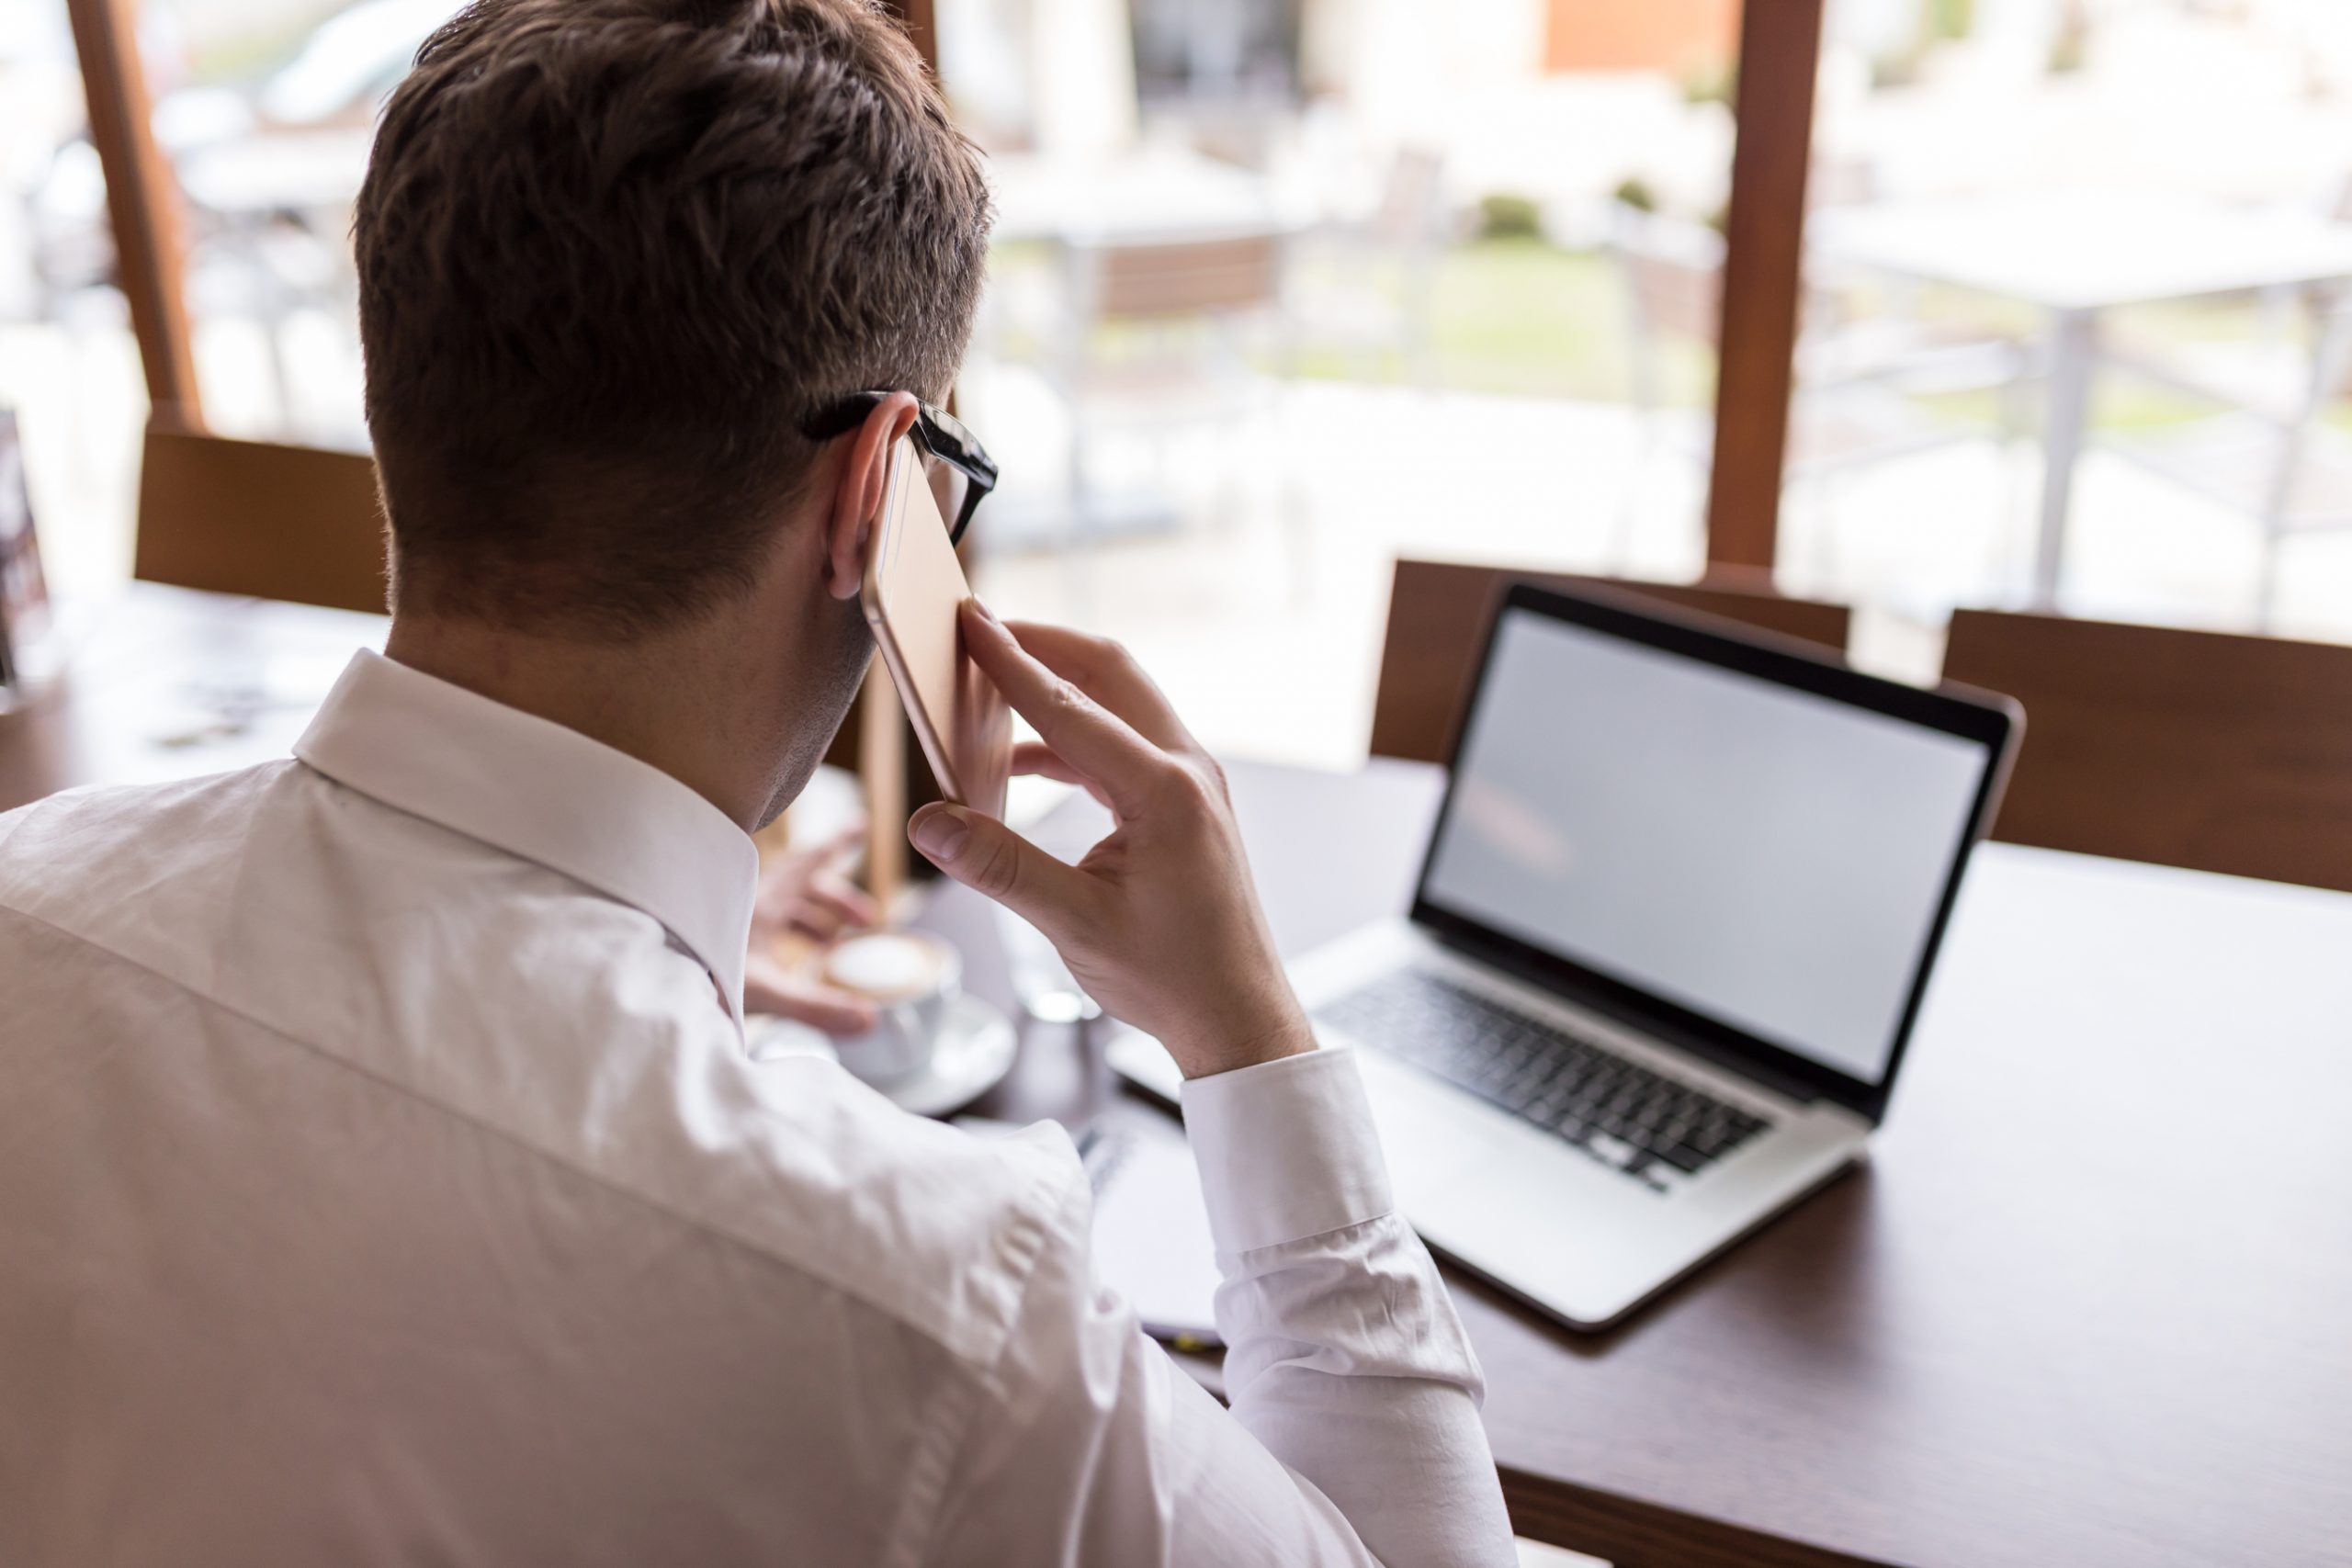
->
[1942,608,2352,892]
[1082,232,1285,321]
[1369,146,1447,249]
[1370,558,1853,764]
[135,428,387,614]
[1610,209,1724,346]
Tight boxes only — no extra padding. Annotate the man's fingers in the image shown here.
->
[816,822,866,861]
[788,881,878,940]
[744,964,878,1038]
[804,877,879,931]
[909,802,1090,935]
[999,620,1193,753]
[960,602,1167,814]
[1010,740,1112,807]
[1010,739,1080,782]
[787,908,843,942]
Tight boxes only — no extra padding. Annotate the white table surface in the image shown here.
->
[1811,187,2352,311]
[987,144,1312,247]
[1812,187,2352,605]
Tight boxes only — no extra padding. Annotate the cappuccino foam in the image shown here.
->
[824,932,946,1002]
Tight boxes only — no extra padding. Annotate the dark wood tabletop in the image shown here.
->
[10,586,2351,1568]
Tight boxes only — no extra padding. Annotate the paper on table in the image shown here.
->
[1079,1117,1224,1350]
[953,1111,1223,1349]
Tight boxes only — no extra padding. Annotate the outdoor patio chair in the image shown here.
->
[1608,203,2031,575]
[2097,289,2352,629]
[1046,227,1294,589]
[1284,144,1450,388]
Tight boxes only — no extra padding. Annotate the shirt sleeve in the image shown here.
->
[923,1048,1516,1567]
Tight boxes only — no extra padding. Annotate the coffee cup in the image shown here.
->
[821,929,962,1085]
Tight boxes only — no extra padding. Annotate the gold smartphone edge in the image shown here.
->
[858,442,971,807]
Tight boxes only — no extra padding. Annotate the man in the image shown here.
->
[0,1,1514,1562]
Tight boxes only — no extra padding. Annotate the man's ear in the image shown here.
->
[824,392,922,601]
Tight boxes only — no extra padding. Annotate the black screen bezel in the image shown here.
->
[1409,580,2019,1124]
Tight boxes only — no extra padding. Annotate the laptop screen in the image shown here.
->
[1419,600,2000,1090]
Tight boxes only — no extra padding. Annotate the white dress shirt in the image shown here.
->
[0,649,1513,1566]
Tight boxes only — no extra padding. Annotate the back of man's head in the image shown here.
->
[355,0,989,636]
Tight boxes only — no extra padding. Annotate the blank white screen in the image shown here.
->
[1421,610,1988,1083]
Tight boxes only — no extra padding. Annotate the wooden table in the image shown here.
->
[0,584,385,813]
[1812,188,2352,611]
[11,586,2350,1567]
[935,763,2352,1568]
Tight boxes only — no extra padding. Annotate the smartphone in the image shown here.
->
[861,435,1012,818]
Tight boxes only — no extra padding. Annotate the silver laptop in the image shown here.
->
[1111,580,2020,1330]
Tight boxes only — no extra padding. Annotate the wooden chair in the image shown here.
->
[1942,609,2352,893]
[2098,295,2352,629]
[1081,231,1286,321]
[1369,559,1853,763]
[135,427,387,614]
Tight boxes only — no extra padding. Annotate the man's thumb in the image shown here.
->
[908,804,1069,931]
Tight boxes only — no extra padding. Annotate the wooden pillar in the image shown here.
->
[1702,0,1824,575]
[892,0,940,79]
[62,0,203,433]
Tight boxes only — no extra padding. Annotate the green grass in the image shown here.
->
[1427,238,1701,403]
[989,233,2346,434]
[1283,237,1715,405]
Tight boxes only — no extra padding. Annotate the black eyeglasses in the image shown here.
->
[802,391,999,547]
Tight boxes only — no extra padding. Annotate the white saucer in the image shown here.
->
[748,994,1018,1118]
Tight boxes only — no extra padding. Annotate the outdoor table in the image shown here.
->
[1812,187,2352,607]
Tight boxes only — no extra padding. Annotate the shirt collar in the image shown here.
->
[294,649,759,1028]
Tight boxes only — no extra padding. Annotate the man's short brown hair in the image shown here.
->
[355,0,989,633]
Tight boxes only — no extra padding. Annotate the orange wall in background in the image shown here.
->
[1544,0,1740,74]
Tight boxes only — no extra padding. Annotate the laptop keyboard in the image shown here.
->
[1315,970,1773,1190]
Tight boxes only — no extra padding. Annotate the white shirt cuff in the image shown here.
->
[1178,1046,1396,1256]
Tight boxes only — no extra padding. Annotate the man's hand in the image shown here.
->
[908,602,1313,1079]
[743,825,882,1036]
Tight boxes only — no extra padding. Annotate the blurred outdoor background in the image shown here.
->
[7,0,2352,766]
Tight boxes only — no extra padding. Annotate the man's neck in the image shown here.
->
[384,614,769,831]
